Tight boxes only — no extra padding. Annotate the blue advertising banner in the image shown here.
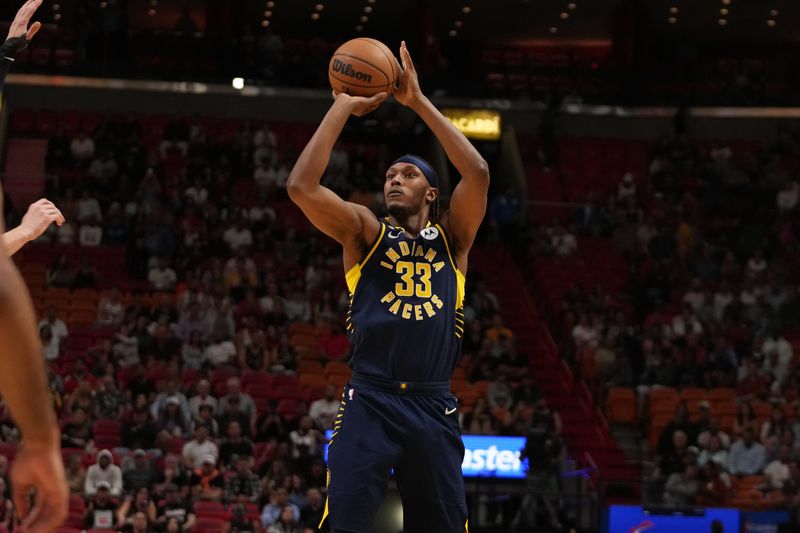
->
[323,432,528,479]
[742,511,791,533]
[607,505,740,533]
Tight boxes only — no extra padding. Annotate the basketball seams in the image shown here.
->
[358,38,398,91]
[330,52,390,86]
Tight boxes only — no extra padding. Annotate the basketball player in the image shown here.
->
[288,41,489,533]
[0,1,69,531]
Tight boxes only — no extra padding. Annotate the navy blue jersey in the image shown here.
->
[344,219,466,382]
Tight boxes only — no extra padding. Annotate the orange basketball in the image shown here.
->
[329,38,399,97]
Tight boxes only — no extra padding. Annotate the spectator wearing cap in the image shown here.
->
[223,455,263,505]
[156,483,196,531]
[190,455,224,502]
[85,480,119,529]
[86,449,123,497]
[219,421,255,467]
[189,379,218,419]
[123,449,156,492]
[728,428,767,475]
[182,424,218,469]
[219,377,257,431]
[151,379,192,424]
[261,487,300,528]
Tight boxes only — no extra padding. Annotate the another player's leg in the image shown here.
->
[324,385,402,533]
[394,394,468,533]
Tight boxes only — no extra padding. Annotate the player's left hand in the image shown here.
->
[20,199,64,242]
[394,40,422,107]
[7,0,43,43]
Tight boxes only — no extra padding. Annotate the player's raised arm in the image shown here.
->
[287,92,385,259]
[0,198,67,531]
[2,198,65,256]
[394,41,490,258]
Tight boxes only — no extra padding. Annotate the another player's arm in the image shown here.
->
[2,199,65,256]
[395,41,490,259]
[287,92,386,265]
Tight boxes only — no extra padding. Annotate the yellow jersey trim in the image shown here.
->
[344,221,386,295]
[319,469,331,528]
[435,223,466,309]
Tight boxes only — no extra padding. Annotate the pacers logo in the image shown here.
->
[331,59,373,83]
[378,240,446,321]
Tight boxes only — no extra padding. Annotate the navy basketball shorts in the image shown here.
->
[321,375,468,533]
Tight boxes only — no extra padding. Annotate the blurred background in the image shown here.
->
[1,0,800,532]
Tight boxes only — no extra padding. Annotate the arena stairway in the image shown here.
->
[471,242,641,504]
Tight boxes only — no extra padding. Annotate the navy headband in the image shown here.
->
[392,154,438,188]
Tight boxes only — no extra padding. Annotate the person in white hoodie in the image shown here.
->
[85,449,123,498]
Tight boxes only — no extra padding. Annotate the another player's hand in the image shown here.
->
[11,441,68,532]
[7,0,43,43]
[332,91,387,117]
[20,199,64,243]
[395,41,422,107]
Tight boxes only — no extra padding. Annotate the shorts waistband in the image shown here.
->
[350,372,450,396]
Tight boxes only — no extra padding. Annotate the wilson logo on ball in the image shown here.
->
[331,59,373,83]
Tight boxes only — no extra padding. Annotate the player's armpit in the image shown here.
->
[287,183,380,247]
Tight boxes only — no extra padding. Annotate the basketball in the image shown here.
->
[329,38,399,97]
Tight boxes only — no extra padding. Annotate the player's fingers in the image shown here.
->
[401,41,415,72]
[367,92,387,104]
[26,21,41,41]
[23,494,66,533]
[12,482,31,521]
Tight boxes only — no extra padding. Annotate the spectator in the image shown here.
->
[47,254,73,287]
[764,445,794,490]
[223,455,263,504]
[204,330,237,366]
[663,464,700,505]
[219,421,255,466]
[39,323,59,362]
[151,379,192,424]
[193,403,220,436]
[157,396,191,438]
[189,379,218,419]
[84,481,119,529]
[123,449,157,492]
[122,407,159,450]
[61,407,93,449]
[149,257,178,291]
[154,454,192,494]
[125,511,152,533]
[301,488,325,529]
[71,130,96,162]
[156,483,196,531]
[77,189,103,222]
[698,435,729,468]
[65,453,87,494]
[223,219,254,252]
[38,306,69,345]
[85,450,123,498]
[309,384,340,430]
[97,287,125,326]
[88,151,119,181]
[261,487,300,528]
[182,424,219,469]
[219,377,257,429]
[777,180,799,213]
[190,455,224,502]
[267,505,303,533]
[226,503,261,533]
[116,486,157,529]
[728,428,767,475]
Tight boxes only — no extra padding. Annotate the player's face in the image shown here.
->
[384,163,436,218]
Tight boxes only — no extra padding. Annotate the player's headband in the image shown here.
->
[392,154,438,188]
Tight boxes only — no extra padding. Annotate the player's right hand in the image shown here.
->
[11,441,68,532]
[332,91,387,117]
[20,199,65,243]
[7,0,43,43]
